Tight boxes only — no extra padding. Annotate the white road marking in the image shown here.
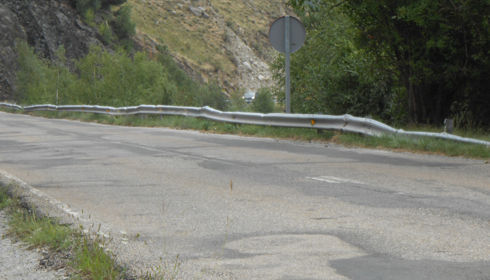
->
[310,176,365,185]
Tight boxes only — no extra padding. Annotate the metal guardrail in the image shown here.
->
[1,102,489,146]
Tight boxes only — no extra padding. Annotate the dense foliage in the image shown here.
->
[70,0,135,46]
[15,42,227,109]
[14,0,249,113]
[272,3,399,121]
[252,88,275,113]
[283,0,489,128]
[112,5,136,40]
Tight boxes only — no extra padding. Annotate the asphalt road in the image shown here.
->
[1,111,489,280]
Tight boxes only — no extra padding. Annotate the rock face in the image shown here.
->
[189,6,209,18]
[0,0,102,101]
[222,26,272,93]
[0,5,25,101]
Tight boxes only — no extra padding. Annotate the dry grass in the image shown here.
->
[128,0,286,88]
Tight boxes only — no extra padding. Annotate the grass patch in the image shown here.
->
[8,208,73,251]
[337,133,490,158]
[0,188,12,210]
[72,233,122,280]
[402,124,490,142]
[0,184,128,280]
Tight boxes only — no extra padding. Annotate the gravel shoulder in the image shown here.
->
[0,210,66,280]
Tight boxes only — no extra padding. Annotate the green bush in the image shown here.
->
[252,88,275,113]
[16,41,77,105]
[16,43,177,107]
[73,45,176,106]
[71,0,134,49]
[15,41,230,110]
[72,0,101,14]
[228,89,248,111]
[83,8,96,26]
[156,46,228,110]
[112,5,135,40]
[198,83,228,111]
[98,22,114,43]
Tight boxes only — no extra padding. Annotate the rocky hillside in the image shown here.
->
[0,0,104,101]
[0,0,287,101]
[130,0,288,94]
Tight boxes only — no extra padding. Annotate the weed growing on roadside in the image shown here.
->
[0,187,11,210]
[72,233,121,280]
[1,184,186,279]
[140,255,181,280]
[0,185,129,279]
[8,209,73,251]
[337,133,490,158]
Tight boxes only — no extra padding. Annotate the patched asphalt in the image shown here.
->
[0,111,489,279]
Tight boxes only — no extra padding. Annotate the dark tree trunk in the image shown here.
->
[403,66,418,123]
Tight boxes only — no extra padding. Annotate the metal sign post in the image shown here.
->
[269,16,305,113]
[284,16,291,113]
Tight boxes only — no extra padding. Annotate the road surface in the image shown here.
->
[0,111,489,279]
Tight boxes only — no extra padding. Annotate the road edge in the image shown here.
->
[0,170,82,226]
[0,169,139,279]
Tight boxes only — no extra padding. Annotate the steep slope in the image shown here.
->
[129,0,288,94]
[0,0,103,101]
[1,0,287,102]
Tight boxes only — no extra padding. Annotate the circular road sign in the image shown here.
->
[269,16,306,53]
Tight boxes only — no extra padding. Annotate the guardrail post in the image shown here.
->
[444,118,454,134]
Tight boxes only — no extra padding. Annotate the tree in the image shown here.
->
[75,45,176,106]
[112,5,136,40]
[289,0,490,127]
[345,0,490,126]
[198,83,228,111]
[15,41,78,105]
[273,1,397,121]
